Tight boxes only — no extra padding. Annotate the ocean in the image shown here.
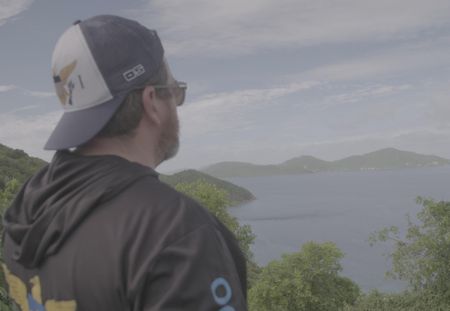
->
[226,166,450,292]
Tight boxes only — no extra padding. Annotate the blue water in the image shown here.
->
[226,166,450,293]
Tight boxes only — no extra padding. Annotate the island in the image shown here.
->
[202,148,450,178]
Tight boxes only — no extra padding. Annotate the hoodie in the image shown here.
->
[2,151,247,310]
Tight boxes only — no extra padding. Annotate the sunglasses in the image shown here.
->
[152,81,187,107]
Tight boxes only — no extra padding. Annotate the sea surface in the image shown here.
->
[226,166,450,293]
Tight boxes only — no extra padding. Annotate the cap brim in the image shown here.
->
[44,94,127,150]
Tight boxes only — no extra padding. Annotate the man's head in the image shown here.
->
[93,58,184,163]
[45,15,186,164]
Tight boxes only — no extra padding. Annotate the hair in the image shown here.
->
[95,61,170,138]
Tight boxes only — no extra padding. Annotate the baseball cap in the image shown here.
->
[44,15,164,150]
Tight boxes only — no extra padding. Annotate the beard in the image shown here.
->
[156,107,180,164]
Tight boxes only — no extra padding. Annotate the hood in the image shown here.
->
[3,150,157,269]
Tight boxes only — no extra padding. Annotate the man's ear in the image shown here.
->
[141,86,162,126]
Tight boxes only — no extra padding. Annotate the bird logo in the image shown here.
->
[53,60,77,106]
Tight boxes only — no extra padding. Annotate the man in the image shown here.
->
[2,15,247,310]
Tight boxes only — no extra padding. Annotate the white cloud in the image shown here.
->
[130,0,450,57]
[298,37,450,82]
[0,110,60,161]
[195,81,318,108]
[325,84,412,105]
[0,84,17,92]
[0,84,54,98]
[24,90,55,98]
[0,0,33,26]
[180,81,319,137]
[428,90,450,129]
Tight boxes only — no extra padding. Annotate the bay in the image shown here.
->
[226,166,450,292]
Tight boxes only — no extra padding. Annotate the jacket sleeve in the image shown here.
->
[133,224,248,311]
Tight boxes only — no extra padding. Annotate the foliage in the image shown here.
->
[248,241,360,311]
[366,197,450,309]
[0,178,20,259]
[175,180,259,287]
[0,179,20,311]
[346,289,449,311]
[369,197,450,300]
[0,144,46,191]
[161,170,255,206]
[0,179,20,232]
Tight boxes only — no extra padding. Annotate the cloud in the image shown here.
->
[180,80,320,137]
[428,90,450,129]
[129,0,450,57]
[325,84,412,105]
[0,110,60,161]
[0,0,33,26]
[297,36,450,82]
[194,81,319,108]
[0,84,17,92]
[0,84,54,98]
[24,90,55,98]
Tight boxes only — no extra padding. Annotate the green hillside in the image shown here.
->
[0,144,46,190]
[203,148,450,178]
[0,144,254,207]
[160,169,255,206]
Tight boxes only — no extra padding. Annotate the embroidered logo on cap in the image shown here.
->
[53,60,78,106]
[123,64,145,82]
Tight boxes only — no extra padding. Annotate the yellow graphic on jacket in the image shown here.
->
[2,264,77,311]
[53,60,77,106]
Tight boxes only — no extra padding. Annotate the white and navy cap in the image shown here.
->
[45,15,164,150]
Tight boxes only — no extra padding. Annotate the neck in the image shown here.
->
[76,135,160,169]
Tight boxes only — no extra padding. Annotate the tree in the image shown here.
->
[0,179,20,233]
[369,197,450,306]
[346,289,449,311]
[249,241,360,311]
[0,144,45,192]
[0,179,20,311]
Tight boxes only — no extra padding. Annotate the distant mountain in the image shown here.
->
[202,148,450,178]
[160,169,255,206]
[332,148,449,170]
[0,143,254,207]
[280,155,331,172]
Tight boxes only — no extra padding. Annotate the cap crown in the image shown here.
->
[45,15,164,150]
[51,15,164,111]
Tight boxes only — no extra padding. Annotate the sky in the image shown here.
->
[1,0,450,173]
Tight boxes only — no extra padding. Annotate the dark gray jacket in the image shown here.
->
[2,150,247,310]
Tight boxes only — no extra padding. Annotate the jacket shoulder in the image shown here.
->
[110,175,217,245]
